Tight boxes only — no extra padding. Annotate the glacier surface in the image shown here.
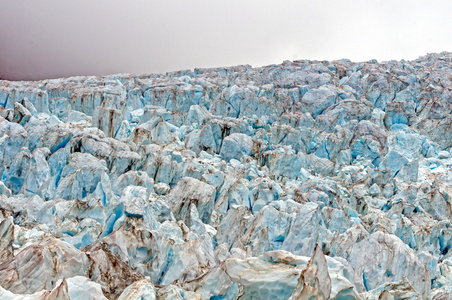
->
[1,52,452,299]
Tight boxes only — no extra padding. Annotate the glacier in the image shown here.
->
[0,52,452,299]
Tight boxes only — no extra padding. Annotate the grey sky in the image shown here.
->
[1,0,451,81]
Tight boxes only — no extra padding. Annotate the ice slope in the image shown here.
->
[1,52,452,299]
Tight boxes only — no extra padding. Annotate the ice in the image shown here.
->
[0,53,452,298]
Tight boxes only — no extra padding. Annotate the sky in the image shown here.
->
[0,0,451,81]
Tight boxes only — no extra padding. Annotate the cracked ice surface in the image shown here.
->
[1,52,452,299]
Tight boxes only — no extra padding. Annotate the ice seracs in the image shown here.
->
[1,52,452,298]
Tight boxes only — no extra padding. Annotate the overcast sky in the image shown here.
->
[1,0,451,81]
